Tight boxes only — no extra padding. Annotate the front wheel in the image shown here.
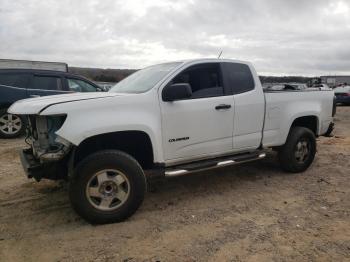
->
[69,150,147,224]
[278,127,316,173]
[0,109,25,138]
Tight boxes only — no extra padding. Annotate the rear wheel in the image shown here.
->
[69,150,147,224]
[278,127,316,173]
[0,109,25,138]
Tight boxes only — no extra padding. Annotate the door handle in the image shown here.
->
[215,104,231,110]
[30,95,40,98]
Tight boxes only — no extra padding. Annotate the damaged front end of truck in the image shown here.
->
[20,114,72,181]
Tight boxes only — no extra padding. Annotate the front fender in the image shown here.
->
[40,91,164,163]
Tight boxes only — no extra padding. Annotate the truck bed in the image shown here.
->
[262,89,334,147]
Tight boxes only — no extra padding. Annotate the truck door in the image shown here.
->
[221,62,265,150]
[27,74,71,98]
[160,62,234,163]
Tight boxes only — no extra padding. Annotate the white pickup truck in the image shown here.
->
[9,59,335,224]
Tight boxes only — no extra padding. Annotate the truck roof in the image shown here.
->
[178,58,251,65]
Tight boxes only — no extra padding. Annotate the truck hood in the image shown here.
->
[8,92,121,115]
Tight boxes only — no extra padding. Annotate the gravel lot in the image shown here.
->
[0,107,349,262]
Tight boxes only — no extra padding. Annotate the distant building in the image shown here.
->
[320,75,350,87]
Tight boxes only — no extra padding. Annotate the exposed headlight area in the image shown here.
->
[26,115,71,162]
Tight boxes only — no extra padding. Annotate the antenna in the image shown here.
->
[218,50,223,59]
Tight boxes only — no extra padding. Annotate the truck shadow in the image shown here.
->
[140,153,299,214]
[152,152,284,189]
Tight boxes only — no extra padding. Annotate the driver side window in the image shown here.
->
[171,63,224,99]
[67,78,97,92]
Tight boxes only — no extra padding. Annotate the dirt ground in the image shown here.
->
[0,107,349,262]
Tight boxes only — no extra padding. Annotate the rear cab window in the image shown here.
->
[0,73,29,89]
[221,62,255,94]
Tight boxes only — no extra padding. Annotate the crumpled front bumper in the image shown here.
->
[20,148,68,181]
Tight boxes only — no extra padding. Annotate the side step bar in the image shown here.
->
[164,151,266,177]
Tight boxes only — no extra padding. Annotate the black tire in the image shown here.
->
[0,109,25,138]
[278,127,316,173]
[69,150,147,224]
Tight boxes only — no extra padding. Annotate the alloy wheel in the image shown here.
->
[0,113,22,135]
[295,138,310,163]
[85,169,130,211]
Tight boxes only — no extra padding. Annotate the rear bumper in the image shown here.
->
[20,148,68,181]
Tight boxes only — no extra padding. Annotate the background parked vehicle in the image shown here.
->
[0,68,103,138]
[264,83,308,91]
[311,83,331,90]
[334,85,350,105]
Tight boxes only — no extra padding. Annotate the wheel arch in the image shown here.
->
[73,130,154,169]
[290,115,319,136]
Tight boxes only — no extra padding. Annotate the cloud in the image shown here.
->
[0,0,349,75]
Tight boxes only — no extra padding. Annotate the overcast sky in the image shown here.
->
[1,0,350,75]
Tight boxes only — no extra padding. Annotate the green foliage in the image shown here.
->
[69,67,137,83]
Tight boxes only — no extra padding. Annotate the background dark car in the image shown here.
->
[0,69,102,138]
[334,85,350,106]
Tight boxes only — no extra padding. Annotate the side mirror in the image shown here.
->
[162,83,192,102]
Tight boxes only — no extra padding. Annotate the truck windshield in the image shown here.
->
[109,62,181,94]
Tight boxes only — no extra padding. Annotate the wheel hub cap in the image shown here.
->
[86,169,130,211]
[295,140,310,163]
[100,181,117,195]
